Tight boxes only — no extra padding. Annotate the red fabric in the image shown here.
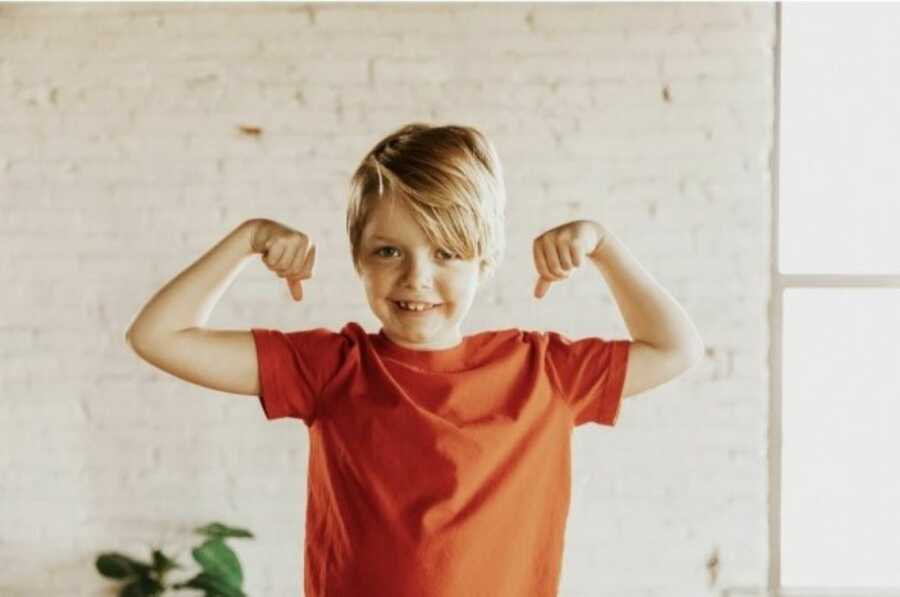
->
[251,322,631,597]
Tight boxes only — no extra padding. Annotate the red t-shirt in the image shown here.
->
[251,322,631,597]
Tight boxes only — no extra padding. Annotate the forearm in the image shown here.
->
[126,219,259,344]
[589,225,704,359]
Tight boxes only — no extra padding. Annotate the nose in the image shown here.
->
[401,254,435,289]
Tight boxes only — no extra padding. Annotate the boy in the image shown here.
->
[126,123,704,597]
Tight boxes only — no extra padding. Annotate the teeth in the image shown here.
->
[398,301,434,311]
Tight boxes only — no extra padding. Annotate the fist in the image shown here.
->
[533,219,604,299]
[250,219,317,301]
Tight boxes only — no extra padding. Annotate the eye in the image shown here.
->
[375,246,399,258]
[438,249,459,260]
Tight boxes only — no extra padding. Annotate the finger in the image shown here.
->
[533,241,552,299]
[556,239,574,271]
[275,241,295,271]
[301,243,316,277]
[262,240,277,265]
[266,242,286,269]
[288,277,303,301]
[534,238,551,282]
[570,242,582,268]
[535,277,551,299]
[286,244,308,279]
[541,236,567,279]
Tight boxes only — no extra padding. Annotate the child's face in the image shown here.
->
[357,196,484,350]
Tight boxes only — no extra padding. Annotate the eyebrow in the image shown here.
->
[371,235,404,243]
[369,235,448,249]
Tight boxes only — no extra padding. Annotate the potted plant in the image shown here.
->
[95,521,254,596]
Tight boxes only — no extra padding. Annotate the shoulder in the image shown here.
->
[275,323,357,354]
[518,329,626,358]
[468,327,528,344]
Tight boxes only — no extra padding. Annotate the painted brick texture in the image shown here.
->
[0,3,774,596]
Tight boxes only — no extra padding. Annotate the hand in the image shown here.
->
[249,219,317,302]
[533,219,604,299]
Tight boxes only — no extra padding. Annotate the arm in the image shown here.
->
[126,219,259,340]
[589,224,705,398]
[125,219,263,395]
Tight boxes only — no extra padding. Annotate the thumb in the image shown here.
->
[535,277,551,299]
[288,277,303,301]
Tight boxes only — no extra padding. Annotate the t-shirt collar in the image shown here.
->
[374,327,469,371]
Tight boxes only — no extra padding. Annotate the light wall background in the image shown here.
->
[0,3,774,596]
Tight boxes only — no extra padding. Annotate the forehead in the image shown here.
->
[363,198,428,242]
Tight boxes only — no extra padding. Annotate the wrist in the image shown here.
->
[242,218,264,255]
[587,222,609,261]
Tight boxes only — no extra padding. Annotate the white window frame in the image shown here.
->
[769,4,900,597]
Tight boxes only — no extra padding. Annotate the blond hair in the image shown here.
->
[346,122,507,284]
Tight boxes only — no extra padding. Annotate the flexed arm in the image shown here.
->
[533,219,704,398]
[124,218,317,396]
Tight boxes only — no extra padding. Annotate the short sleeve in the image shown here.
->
[544,331,632,427]
[250,327,347,425]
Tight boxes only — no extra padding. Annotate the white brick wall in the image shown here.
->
[0,3,775,596]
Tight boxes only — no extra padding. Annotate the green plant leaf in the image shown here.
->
[194,522,254,540]
[173,572,246,597]
[150,548,181,575]
[192,539,243,588]
[96,553,152,579]
[119,575,164,596]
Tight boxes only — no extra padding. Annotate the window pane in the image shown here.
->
[780,3,900,274]
[782,289,900,587]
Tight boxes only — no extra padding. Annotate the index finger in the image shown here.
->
[301,243,316,277]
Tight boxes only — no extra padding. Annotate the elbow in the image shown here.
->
[125,321,153,347]
[672,339,705,370]
[125,329,143,356]
[125,327,150,353]
[641,338,705,367]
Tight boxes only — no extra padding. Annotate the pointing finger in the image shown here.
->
[535,277,552,299]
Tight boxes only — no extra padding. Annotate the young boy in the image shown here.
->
[125,123,704,597]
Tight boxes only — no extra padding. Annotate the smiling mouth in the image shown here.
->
[392,301,441,312]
